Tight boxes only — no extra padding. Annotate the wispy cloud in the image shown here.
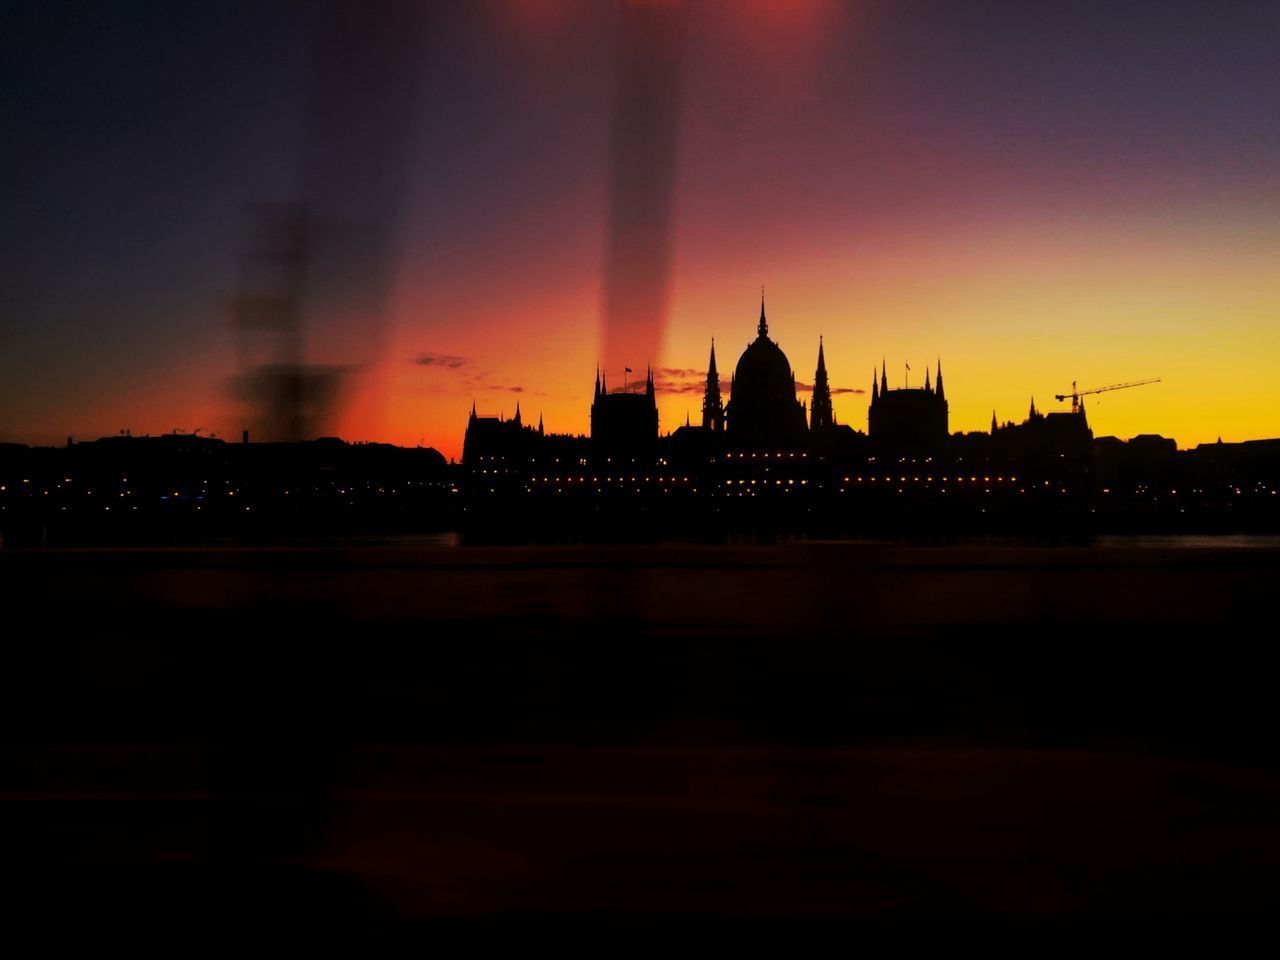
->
[648,369,863,398]
[652,369,706,395]
[413,353,467,369]
[796,381,865,395]
[411,358,545,397]
[466,376,544,396]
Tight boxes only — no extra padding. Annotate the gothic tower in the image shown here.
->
[702,340,724,431]
[809,336,833,430]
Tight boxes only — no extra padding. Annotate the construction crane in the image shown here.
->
[1055,378,1161,414]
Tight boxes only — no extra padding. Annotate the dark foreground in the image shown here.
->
[3,541,1279,943]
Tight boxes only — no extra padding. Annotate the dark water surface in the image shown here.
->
[3,541,1278,940]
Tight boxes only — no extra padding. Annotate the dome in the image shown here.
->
[725,296,808,447]
[733,336,794,394]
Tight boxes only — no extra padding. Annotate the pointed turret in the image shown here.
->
[594,366,601,402]
[702,339,724,431]
[538,412,544,436]
[810,336,833,430]
[924,366,931,391]
[645,364,655,401]
[871,367,878,402]
[513,401,522,427]
[880,360,888,395]
[935,358,945,400]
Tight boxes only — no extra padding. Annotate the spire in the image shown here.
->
[538,412,544,436]
[871,367,878,402]
[685,411,690,428]
[880,359,888,395]
[601,370,607,395]
[702,339,724,431]
[991,409,997,434]
[645,364,655,401]
[470,400,476,421]
[514,401,522,426]
[1029,396,1037,419]
[924,366,931,391]
[810,336,833,430]
[594,365,601,402]
[758,286,768,338]
[935,358,944,400]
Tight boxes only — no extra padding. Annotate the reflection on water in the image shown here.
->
[241,531,1280,551]
[1093,533,1280,550]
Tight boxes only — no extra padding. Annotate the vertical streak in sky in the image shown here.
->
[602,0,683,386]
[232,0,432,441]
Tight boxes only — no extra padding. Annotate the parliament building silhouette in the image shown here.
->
[461,293,1098,502]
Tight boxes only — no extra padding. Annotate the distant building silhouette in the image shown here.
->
[868,360,948,447]
[591,366,658,463]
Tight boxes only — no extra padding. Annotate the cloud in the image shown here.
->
[796,381,865,395]
[413,353,467,369]
[652,369,706,395]
[470,378,545,396]
[655,380,706,395]
[411,361,545,397]
[650,368,865,399]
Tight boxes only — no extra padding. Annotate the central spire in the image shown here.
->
[758,286,768,339]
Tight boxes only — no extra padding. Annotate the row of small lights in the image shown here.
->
[723,452,808,460]
[527,475,694,484]
[839,475,1018,484]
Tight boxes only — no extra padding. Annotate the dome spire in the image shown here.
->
[758,286,768,339]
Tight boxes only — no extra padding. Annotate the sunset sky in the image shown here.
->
[3,0,1278,459]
